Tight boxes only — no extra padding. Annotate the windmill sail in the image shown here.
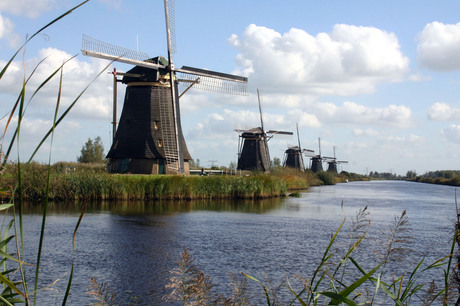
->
[81,35,248,95]
[81,0,248,174]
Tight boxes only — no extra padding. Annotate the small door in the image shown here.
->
[159,159,165,174]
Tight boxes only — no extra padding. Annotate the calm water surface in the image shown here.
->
[18,180,457,304]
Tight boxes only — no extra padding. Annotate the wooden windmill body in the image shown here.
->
[106,57,192,174]
[81,0,247,174]
[324,146,348,173]
[283,146,304,170]
[236,90,292,172]
[306,137,334,173]
[237,127,271,172]
[283,124,314,171]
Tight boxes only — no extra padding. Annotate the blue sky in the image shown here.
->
[2,0,460,175]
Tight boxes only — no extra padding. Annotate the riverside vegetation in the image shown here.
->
[408,170,460,187]
[0,162,364,202]
[0,1,458,305]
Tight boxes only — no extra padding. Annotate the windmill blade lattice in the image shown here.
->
[157,87,180,172]
[166,0,176,54]
[82,34,153,64]
[178,67,248,96]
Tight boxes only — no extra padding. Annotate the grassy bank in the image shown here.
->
[408,173,460,187]
[1,162,292,201]
[0,162,368,202]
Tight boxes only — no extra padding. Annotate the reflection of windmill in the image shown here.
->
[283,123,313,171]
[81,0,248,174]
[236,90,293,172]
[324,146,348,173]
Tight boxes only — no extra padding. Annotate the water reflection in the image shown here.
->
[20,197,285,216]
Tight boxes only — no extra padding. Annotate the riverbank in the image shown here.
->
[407,176,460,187]
[0,162,366,202]
[407,170,460,187]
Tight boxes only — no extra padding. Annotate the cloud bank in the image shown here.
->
[229,24,409,96]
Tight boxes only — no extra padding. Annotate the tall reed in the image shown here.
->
[161,208,458,305]
[0,1,116,304]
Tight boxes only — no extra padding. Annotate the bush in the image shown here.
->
[316,171,335,185]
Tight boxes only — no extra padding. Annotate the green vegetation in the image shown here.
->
[76,136,106,164]
[368,171,403,180]
[0,1,102,304]
[0,163,369,202]
[408,170,460,187]
[0,162,288,201]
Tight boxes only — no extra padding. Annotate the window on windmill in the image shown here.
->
[158,139,163,147]
[153,121,159,130]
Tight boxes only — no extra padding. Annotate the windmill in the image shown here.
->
[324,146,348,173]
[235,90,293,172]
[283,123,314,171]
[81,0,248,174]
[305,137,335,173]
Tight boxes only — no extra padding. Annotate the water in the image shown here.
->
[14,180,458,304]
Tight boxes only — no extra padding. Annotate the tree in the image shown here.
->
[272,157,281,168]
[189,158,201,169]
[77,136,105,163]
[406,170,417,179]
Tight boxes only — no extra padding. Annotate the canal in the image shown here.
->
[17,180,457,304]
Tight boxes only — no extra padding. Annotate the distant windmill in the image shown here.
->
[283,123,313,171]
[305,137,334,173]
[81,0,248,174]
[324,146,348,173]
[236,90,293,172]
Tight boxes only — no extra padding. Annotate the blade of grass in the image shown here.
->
[319,292,357,305]
[241,272,272,305]
[33,63,64,306]
[27,59,114,164]
[2,55,76,169]
[62,202,87,305]
[288,218,346,305]
[0,0,89,81]
[325,261,383,305]
[12,66,29,302]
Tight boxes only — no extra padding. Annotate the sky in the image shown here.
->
[2,0,460,175]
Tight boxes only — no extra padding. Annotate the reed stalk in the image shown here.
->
[0,1,112,304]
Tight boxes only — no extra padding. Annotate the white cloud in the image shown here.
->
[441,125,460,144]
[286,110,321,128]
[230,24,409,96]
[384,134,425,145]
[353,128,380,137]
[0,47,115,162]
[417,21,460,71]
[0,13,20,48]
[311,101,413,127]
[427,102,460,121]
[0,14,13,39]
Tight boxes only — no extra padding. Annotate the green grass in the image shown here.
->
[0,163,371,202]
[1,164,289,201]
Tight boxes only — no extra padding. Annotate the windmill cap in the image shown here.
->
[122,56,170,84]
